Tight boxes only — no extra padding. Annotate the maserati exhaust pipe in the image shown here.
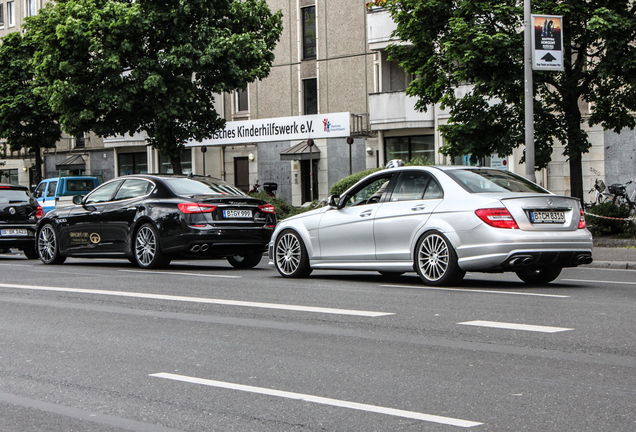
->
[190,245,201,252]
[200,244,209,252]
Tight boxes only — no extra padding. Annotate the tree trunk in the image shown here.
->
[171,155,183,175]
[33,143,43,186]
[569,151,583,203]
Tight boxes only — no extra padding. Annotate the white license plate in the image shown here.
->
[530,211,565,223]
[223,209,252,218]
[1,228,28,236]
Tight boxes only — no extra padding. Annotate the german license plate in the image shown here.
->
[223,209,252,218]
[1,228,28,236]
[530,211,565,223]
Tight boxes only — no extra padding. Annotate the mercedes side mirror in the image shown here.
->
[72,195,84,205]
[328,195,340,208]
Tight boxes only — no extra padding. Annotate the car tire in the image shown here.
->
[515,267,562,284]
[227,252,263,269]
[37,224,66,265]
[22,248,39,260]
[415,231,465,286]
[133,223,170,269]
[274,229,312,278]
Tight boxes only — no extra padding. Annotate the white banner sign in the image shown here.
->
[532,15,564,71]
[186,112,351,147]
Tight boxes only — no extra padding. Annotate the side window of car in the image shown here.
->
[34,182,46,198]
[390,172,431,202]
[423,177,444,199]
[46,181,58,197]
[344,175,393,207]
[114,179,153,201]
[84,180,123,204]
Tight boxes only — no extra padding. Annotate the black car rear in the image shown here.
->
[0,184,42,258]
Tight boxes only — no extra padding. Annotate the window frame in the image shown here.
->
[235,88,249,113]
[7,1,15,27]
[301,5,317,60]
[0,3,5,28]
[303,78,318,115]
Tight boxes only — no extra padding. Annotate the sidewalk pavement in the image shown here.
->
[591,237,636,270]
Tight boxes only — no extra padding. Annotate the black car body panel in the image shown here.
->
[0,184,41,253]
[35,175,276,264]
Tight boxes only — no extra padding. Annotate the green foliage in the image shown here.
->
[586,202,635,238]
[0,31,61,183]
[387,0,636,200]
[25,0,283,173]
[248,192,322,220]
[329,167,383,196]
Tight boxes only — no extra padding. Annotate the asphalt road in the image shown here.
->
[0,253,634,431]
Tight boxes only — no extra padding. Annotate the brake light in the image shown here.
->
[578,207,586,229]
[178,203,217,214]
[475,208,519,229]
[258,204,275,214]
[36,206,43,219]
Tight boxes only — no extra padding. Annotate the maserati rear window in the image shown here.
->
[165,178,247,197]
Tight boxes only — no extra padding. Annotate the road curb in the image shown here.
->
[587,261,636,270]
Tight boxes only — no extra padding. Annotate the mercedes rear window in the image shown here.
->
[164,178,247,197]
[446,169,548,193]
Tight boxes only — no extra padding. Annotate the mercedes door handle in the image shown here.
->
[360,210,373,217]
[411,205,427,211]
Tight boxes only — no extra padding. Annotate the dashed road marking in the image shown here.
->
[563,279,636,286]
[120,269,241,279]
[458,320,573,333]
[150,372,483,428]
[0,283,393,317]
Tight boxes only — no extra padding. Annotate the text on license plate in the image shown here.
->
[223,209,253,218]
[1,228,28,236]
[530,211,565,223]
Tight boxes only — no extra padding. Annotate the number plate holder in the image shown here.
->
[223,209,253,218]
[1,228,28,236]
[530,211,565,223]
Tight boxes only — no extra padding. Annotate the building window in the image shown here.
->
[8,1,15,27]
[118,152,148,175]
[0,4,5,27]
[26,0,37,17]
[302,6,316,60]
[385,135,435,164]
[235,88,249,112]
[159,149,192,174]
[75,135,85,149]
[0,169,18,185]
[303,78,318,115]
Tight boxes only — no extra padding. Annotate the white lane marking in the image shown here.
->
[382,285,569,298]
[0,283,392,317]
[0,263,33,267]
[150,373,483,428]
[458,320,573,333]
[563,279,636,286]
[120,269,241,279]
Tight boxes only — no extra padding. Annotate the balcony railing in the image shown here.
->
[369,91,435,130]
[366,8,398,50]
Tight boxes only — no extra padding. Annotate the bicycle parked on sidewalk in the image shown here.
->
[585,178,613,209]
[607,179,636,215]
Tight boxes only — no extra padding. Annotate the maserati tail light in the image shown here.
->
[258,204,275,214]
[475,208,519,229]
[178,203,217,214]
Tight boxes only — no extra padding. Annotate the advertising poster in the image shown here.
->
[532,15,564,71]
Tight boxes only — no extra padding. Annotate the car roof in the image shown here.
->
[0,183,28,190]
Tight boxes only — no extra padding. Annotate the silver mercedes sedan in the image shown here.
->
[268,165,593,285]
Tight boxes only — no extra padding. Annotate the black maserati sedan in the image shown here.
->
[35,174,276,269]
[1,183,42,259]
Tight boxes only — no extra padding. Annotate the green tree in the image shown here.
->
[0,32,61,185]
[386,0,636,201]
[26,0,283,174]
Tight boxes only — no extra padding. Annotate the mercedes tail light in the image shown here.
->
[475,208,519,229]
[578,207,586,229]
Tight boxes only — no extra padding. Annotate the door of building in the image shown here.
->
[234,157,250,193]
[300,159,319,203]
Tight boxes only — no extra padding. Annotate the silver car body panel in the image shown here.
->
[269,166,593,274]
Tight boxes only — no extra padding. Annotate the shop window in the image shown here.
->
[302,6,316,60]
[159,149,192,174]
[118,152,148,175]
[385,135,435,164]
[303,78,318,115]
